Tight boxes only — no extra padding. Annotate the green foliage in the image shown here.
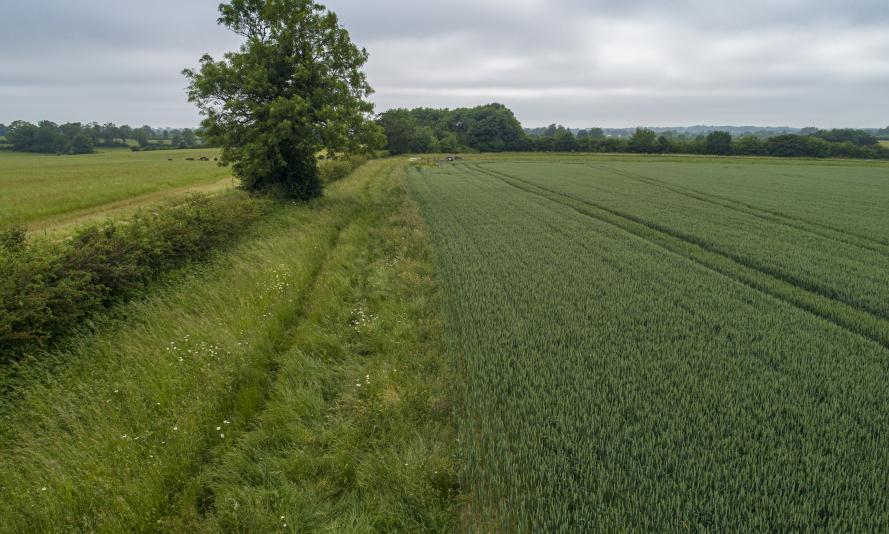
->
[705,130,733,155]
[4,121,200,153]
[184,0,383,200]
[6,121,86,154]
[576,127,604,139]
[628,127,658,153]
[378,105,889,161]
[734,134,767,156]
[767,134,831,158]
[69,133,95,154]
[0,193,267,361]
[377,109,420,155]
[317,154,368,183]
[377,103,526,154]
[814,128,878,146]
[410,156,889,530]
[463,103,526,152]
[0,161,459,531]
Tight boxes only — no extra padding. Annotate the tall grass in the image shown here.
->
[0,159,459,531]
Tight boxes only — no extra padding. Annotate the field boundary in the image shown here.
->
[155,163,390,523]
[26,176,235,237]
[466,163,889,351]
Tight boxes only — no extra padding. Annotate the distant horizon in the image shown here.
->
[3,1,888,130]
[4,116,886,134]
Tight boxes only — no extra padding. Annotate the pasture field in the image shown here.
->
[409,155,889,530]
[881,140,889,147]
[0,159,459,531]
[0,148,233,230]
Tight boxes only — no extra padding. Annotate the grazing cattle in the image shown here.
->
[186,158,195,161]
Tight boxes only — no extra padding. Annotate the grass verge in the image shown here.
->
[0,159,459,531]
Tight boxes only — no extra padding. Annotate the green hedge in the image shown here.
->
[0,194,267,362]
[318,155,369,183]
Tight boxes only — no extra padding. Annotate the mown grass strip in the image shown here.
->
[469,163,889,350]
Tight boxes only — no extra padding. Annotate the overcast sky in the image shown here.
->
[1,0,887,128]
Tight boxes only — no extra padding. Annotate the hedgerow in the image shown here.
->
[0,193,268,362]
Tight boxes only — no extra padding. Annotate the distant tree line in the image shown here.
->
[1,121,204,155]
[377,104,889,160]
[527,126,889,159]
[377,103,527,154]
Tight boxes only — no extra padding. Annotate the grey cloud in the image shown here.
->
[1,0,887,127]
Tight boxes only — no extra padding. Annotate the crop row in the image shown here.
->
[478,162,889,321]
[468,164,889,350]
[409,160,889,530]
[597,164,889,254]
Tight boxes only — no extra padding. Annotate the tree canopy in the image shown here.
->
[184,0,382,200]
[705,131,733,155]
[6,121,94,154]
[2,121,202,154]
[377,104,526,155]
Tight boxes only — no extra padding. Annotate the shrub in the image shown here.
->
[318,155,368,183]
[0,194,268,362]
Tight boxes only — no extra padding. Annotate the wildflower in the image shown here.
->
[173,426,179,431]
[41,487,47,492]
[220,433,225,438]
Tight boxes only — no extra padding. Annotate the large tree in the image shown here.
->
[184,0,382,200]
[705,131,733,155]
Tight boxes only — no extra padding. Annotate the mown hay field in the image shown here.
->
[0,149,232,229]
[409,155,889,531]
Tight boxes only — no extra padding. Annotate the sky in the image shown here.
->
[1,0,888,129]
